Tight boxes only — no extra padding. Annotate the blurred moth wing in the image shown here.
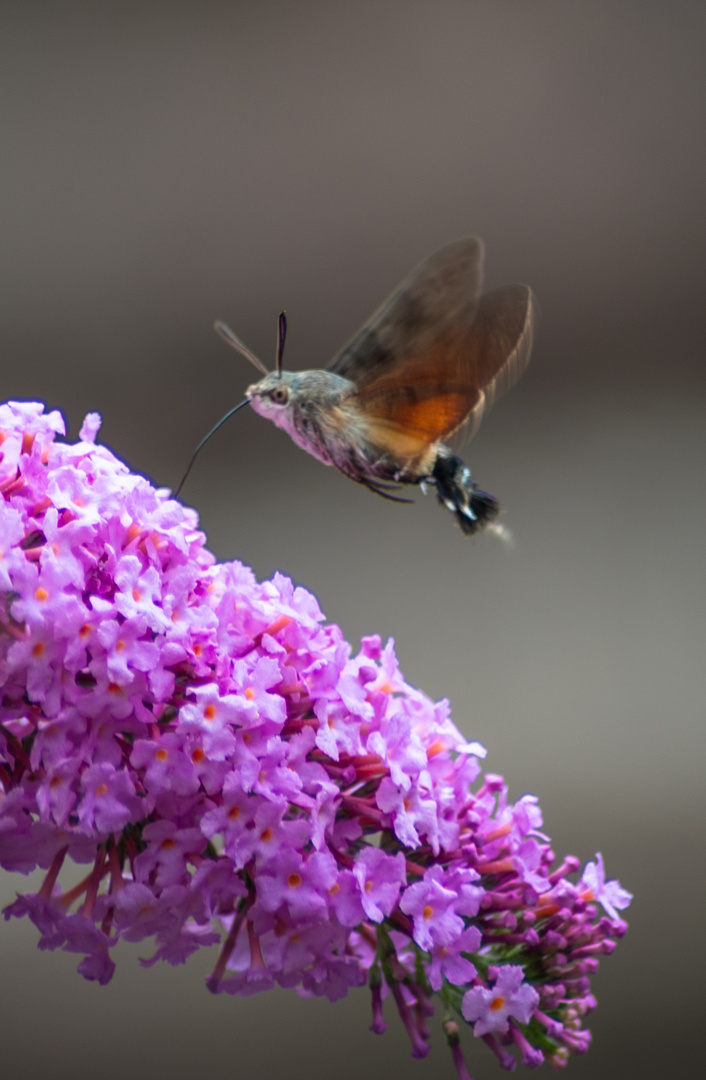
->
[328,238,533,466]
[330,237,485,383]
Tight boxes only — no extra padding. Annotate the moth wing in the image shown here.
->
[449,283,535,445]
[328,238,485,386]
[355,283,534,456]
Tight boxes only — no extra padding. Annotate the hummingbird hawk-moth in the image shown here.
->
[176,238,534,534]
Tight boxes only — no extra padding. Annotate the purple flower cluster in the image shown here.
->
[0,402,631,1074]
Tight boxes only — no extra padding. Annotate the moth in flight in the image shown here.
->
[177,238,534,534]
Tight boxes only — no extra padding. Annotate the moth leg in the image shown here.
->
[332,459,416,503]
[359,477,415,503]
[366,477,407,493]
[330,457,416,503]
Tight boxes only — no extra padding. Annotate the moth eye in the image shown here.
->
[270,386,289,405]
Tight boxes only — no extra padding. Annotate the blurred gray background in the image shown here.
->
[1,2,704,1077]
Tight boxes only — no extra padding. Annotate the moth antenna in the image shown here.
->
[174,398,250,497]
[276,310,287,379]
[214,320,268,376]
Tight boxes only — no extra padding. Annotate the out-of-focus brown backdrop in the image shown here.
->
[1,3,704,1077]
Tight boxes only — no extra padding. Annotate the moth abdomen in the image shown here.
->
[430,448,499,535]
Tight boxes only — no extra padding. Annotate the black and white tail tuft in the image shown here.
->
[430,450,500,535]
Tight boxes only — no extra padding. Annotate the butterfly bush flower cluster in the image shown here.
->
[0,402,631,1075]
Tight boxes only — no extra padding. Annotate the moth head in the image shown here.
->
[246,372,295,418]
